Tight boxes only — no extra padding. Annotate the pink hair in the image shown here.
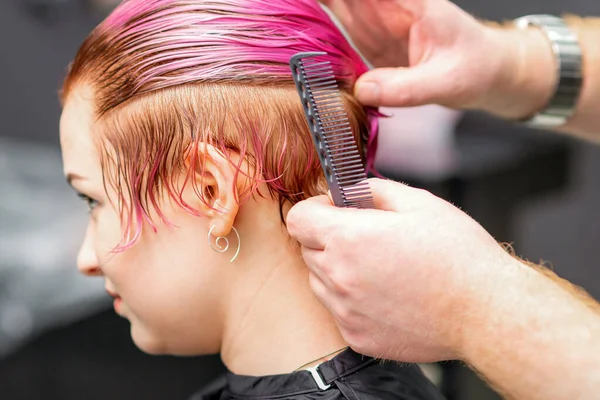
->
[62,0,379,248]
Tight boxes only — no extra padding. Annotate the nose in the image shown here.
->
[77,222,103,277]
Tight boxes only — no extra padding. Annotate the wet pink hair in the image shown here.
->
[62,0,379,247]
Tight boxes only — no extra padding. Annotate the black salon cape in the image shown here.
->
[190,349,446,400]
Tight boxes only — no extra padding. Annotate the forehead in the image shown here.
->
[60,86,100,177]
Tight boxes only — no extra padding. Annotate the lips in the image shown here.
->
[106,288,120,299]
[106,288,124,314]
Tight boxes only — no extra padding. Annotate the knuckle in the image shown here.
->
[406,186,440,207]
[299,244,312,260]
[341,329,371,355]
[307,270,326,292]
[330,269,358,296]
[286,201,313,230]
[321,229,336,250]
[332,301,362,328]
[336,304,353,323]
[315,256,333,277]
[416,187,438,203]
[285,207,301,233]
[335,226,360,249]
[301,247,326,273]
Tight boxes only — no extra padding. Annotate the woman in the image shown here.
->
[59,0,446,398]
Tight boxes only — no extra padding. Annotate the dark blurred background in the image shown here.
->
[0,1,598,399]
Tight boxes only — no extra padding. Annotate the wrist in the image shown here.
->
[457,256,600,398]
[476,24,556,120]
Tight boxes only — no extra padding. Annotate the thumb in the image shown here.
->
[355,64,456,108]
[367,178,431,212]
[286,179,428,247]
[303,192,334,206]
[286,195,352,249]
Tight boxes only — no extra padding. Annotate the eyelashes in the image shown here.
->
[77,192,99,213]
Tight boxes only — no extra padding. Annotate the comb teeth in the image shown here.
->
[290,52,374,209]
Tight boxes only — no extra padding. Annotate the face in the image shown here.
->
[60,87,230,356]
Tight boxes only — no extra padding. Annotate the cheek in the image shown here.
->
[99,209,227,354]
[93,205,126,256]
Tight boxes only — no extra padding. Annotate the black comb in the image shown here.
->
[290,52,374,209]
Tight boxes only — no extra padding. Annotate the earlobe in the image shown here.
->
[210,197,238,238]
[185,142,239,237]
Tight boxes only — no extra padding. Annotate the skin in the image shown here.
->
[284,1,600,398]
[320,0,600,141]
[60,86,347,376]
[287,179,600,399]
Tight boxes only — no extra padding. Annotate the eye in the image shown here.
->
[77,192,99,213]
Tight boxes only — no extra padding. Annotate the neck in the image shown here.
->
[219,210,347,376]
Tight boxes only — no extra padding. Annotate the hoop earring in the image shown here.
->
[208,225,241,263]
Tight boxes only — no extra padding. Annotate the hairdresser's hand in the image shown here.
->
[286,178,523,362]
[288,178,600,399]
[320,0,556,120]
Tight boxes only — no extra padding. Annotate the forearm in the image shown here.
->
[482,16,600,142]
[460,259,600,399]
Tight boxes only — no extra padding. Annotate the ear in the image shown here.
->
[186,143,239,238]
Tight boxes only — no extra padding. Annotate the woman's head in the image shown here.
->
[60,0,376,355]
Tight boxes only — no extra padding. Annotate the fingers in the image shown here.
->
[287,179,431,249]
[308,270,330,305]
[306,258,352,327]
[308,269,354,338]
[286,195,340,250]
[305,193,333,206]
[368,178,407,211]
[301,245,333,286]
[355,65,455,108]
[303,247,344,319]
[367,178,434,212]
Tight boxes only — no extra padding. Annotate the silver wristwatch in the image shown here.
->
[513,14,583,128]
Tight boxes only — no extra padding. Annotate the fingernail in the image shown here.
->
[356,81,380,104]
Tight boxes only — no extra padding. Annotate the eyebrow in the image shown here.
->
[66,172,85,187]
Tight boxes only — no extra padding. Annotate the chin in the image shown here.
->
[130,323,215,356]
[130,324,169,355]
